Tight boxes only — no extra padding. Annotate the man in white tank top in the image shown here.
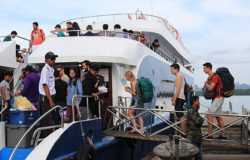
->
[171,63,186,135]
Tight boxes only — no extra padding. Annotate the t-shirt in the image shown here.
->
[57,31,65,37]
[0,80,10,100]
[31,29,45,45]
[67,27,77,36]
[54,79,68,103]
[3,35,11,42]
[21,73,40,102]
[39,63,56,96]
[210,74,222,98]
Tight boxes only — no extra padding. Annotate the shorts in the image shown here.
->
[209,97,224,115]
[175,98,185,118]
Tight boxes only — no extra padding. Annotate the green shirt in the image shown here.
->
[3,35,11,42]
[186,107,204,144]
[58,31,65,37]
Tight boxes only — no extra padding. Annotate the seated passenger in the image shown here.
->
[97,24,111,37]
[84,25,95,36]
[54,24,65,37]
[150,39,160,51]
[73,22,82,36]
[50,22,77,36]
[3,31,17,42]
[113,24,123,38]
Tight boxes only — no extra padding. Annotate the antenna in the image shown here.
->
[150,0,153,14]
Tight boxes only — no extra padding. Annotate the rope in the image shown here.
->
[75,96,94,146]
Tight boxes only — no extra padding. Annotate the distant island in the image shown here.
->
[195,83,250,96]
[195,89,250,96]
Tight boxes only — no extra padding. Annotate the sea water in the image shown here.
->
[199,95,250,113]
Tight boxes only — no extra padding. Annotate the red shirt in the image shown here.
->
[31,29,45,45]
[210,74,222,98]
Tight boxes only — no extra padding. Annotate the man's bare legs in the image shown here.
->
[180,116,186,134]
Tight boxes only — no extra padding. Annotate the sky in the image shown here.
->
[0,0,249,87]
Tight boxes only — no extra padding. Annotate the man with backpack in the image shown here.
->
[170,63,186,135]
[29,22,45,52]
[203,62,226,139]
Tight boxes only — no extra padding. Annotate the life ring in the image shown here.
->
[74,144,97,160]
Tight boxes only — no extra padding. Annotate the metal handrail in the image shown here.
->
[107,106,250,117]
[71,95,101,122]
[0,35,30,42]
[9,105,63,160]
[58,13,175,37]
[51,29,178,65]
[31,106,67,146]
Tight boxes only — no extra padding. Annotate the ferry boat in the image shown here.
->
[0,11,194,160]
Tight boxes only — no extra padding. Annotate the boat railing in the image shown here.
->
[0,35,30,42]
[0,97,8,121]
[51,29,178,64]
[104,106,250,145]
[9,105,64,160]
[58,13,177,41]
[71,95,102,121]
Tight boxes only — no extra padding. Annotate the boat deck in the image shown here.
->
[103,130,169,141]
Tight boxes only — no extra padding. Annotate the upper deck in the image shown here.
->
[29,12,192,66]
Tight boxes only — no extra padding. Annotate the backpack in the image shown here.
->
[183,78,192,110]
[202,73,219,99]
[216,67,234,98]
[136,77,154,103]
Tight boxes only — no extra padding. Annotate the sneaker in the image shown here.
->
[204,134,213,139]
[216,134,227,139]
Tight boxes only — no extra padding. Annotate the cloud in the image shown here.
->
[200,0,250,18]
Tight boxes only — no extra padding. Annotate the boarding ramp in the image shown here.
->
[103,97,250,152]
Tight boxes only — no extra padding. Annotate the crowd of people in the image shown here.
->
[0,52,107,138]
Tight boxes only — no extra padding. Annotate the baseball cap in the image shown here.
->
[45,52,58,59]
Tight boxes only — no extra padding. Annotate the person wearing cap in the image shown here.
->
[39,51,58,137]
[21,65,40,108]
[3,31,18,42]
[54,24,65,37]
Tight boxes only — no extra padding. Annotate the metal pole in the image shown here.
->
[175,137,179,160]
[98,100,101,118]
[72,95,75,122]
[9,105,62,160]
[170,112,175,135]
[169,134,174,160]
[87,97,89,120]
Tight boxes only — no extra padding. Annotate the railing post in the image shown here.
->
[169,134,174,160]
[98,100,101,118]
[175,137,179,160]
[87,97,89,120]
[170,112,175,135]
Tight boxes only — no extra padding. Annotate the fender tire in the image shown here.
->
[74,144,97,160]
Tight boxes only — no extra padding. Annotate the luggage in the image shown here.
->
[216,67,235,98]
[202,73,218,99]
[136,77,154,103]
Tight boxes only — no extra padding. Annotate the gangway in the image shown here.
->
[103,101,250,151]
